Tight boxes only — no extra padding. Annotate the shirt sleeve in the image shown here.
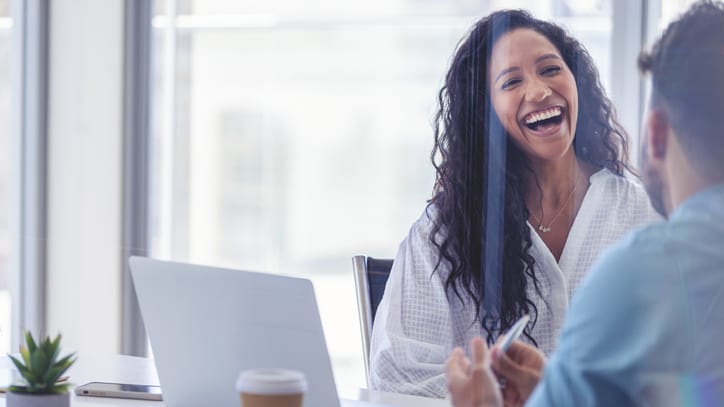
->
[368,211,454,398]
[526,228,682,406]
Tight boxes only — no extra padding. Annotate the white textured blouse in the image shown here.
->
[369,169,662,398]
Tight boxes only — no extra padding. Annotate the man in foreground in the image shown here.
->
[446,1,724,406]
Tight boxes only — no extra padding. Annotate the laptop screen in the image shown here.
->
[130,256,341,407]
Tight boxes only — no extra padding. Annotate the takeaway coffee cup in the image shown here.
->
[236,369,307,407]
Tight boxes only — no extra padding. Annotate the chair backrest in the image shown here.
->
[352,255,393,385]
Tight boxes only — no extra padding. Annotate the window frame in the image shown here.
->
[9,0,50,349]
[121,0,153,356]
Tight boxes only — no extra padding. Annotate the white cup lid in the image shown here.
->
[236,369,307,395]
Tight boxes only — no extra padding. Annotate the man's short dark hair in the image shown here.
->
[638,0,724,175]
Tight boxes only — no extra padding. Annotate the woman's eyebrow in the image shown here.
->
[535,53,561,64]
[495,66,520,84]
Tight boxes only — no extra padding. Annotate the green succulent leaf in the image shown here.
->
[8,354,29,375]
[44,356,74,384]
[10,354,38,384]
[21,370,40,384]
[30,348,49,376]
[25,331,38,355]
[8,385,31,394]
[29,382,48,392]
[20,345,30,367]
[48,335,61,364]
[54,354,76,372]
[43,366,62,385]
[50,383,72,394]
[7,331,76,395]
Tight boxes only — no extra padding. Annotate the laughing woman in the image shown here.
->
[369,9,661,397]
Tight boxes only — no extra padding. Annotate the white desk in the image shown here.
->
[0,354,448,407]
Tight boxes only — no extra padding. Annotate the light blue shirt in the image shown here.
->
[528,184,724,406]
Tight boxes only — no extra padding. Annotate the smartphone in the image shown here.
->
[75,381,163,401]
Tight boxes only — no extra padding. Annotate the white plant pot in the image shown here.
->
[6,392,70,407]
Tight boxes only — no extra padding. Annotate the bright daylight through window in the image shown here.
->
[149,0,614,396]
[0,0,11,355]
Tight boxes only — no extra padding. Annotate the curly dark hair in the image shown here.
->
[428,9,631,345]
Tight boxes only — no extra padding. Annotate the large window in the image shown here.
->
[0,0,11,354]
[661,0,699,26]
[149,0,614,395]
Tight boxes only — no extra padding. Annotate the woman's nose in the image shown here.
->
[525,80,552,102]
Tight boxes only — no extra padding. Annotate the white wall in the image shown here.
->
[46,0,124,353]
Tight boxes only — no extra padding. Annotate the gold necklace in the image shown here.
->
[530,172,580,233]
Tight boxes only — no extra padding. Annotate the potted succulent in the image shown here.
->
[6,332,76,407]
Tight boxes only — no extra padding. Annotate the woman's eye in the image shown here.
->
[541,66,561,76]
[501,78,521,90]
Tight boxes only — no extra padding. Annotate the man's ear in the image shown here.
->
[645,108,669,160]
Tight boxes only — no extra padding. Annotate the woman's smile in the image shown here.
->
[521,105,566,136]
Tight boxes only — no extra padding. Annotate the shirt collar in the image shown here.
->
[670,183,724,221]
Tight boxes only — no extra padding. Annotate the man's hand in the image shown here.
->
[490,340,545,407]
[446,337,503,407]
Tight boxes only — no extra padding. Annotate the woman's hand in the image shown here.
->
[490,340,545,407]
[446,337,503,407]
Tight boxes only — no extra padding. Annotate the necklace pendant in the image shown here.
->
[538,225,552,233]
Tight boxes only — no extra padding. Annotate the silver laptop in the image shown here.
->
[130,256,377,407]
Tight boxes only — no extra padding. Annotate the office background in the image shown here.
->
[0,0,696,398]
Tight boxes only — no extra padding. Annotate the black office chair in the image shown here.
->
[352,255,393,384]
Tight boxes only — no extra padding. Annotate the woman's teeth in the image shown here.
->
[524,107,562,125]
